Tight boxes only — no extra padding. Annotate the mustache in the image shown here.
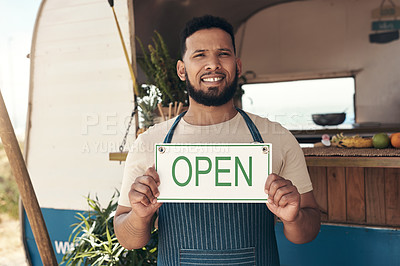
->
[200,71,226,78]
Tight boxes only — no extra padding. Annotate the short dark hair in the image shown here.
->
[180,15,236,58]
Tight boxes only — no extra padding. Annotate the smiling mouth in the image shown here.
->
[202,77,223,82]
[200,71,226,83]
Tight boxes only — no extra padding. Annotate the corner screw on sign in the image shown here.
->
[262,146,270,154]
[158,146,166,154]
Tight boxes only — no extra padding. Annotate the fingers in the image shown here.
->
[131,178,159,205]
[272,186,299,207]
[265,173,300,207]
[145,166,160,186]
[129,167,161,207]
[264,173,281,193]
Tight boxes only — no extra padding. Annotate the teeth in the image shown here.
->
[202,77,222,82]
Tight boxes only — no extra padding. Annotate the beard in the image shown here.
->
[185,71,238,107]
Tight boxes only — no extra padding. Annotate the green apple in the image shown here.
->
[372,133,390,149]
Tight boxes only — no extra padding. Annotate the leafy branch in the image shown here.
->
[136,31,187,106]
[62,191,158,265]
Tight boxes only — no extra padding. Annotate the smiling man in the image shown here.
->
[114,15,320,265]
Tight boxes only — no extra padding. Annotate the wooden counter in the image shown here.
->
[293,123,400,143]
[306,156,400,168]
[304,148,400,228]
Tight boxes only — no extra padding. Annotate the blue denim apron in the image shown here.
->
[158,108,279,266]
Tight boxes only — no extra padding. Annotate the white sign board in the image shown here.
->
[155,143,272,203]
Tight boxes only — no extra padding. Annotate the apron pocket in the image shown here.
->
[180,247,256,265]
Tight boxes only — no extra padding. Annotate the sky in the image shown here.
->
[0,0,41,137]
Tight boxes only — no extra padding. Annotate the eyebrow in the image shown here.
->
[192,49,207,54]
[191,48,232,54]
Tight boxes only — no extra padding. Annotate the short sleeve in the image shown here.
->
[280,132,313,194]
[117,134,154,207]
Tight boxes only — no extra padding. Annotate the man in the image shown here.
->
[115,15,320,265]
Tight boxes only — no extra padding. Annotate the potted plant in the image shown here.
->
[136,31,188,106]
[135,31,189,129]
[62,192,158,265]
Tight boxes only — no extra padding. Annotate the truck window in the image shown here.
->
[242,77,355,130]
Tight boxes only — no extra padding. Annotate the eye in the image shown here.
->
[219,52,231,56]
[193,53,204,58]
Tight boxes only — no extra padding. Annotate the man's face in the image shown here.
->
[177,28,242,106]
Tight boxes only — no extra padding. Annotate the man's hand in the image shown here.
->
[129,166,162,219]
[264,173,300,223]
[114,166,162,250]
[264,173,321,244]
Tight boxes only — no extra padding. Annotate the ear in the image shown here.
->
[177,60,186,81]
[236,58,242,77]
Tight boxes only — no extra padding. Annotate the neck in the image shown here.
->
[183,99,238,126]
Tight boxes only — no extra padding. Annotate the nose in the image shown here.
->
[205,55,221,71]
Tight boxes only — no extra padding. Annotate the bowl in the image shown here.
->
[312,112,346,126]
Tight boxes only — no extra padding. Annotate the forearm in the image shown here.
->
[282,207,320,244]
[114,211,153,250]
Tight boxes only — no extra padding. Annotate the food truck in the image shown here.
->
[23,0,399,264]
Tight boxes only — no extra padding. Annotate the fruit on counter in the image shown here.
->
[331,133,344,146]
[321,134,331,146]
[331,133,344,145]
[390,132,400,148]
[372,133,390,149]
[338,136,373,148]
[332,133,373,148]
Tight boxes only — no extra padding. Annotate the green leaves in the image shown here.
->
[137,31,187,106]
[62,191,158,265]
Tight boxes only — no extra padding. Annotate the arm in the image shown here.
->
[265,173,320,244]
[114,167,162,250]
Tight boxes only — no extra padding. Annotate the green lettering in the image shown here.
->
[195,156,212,186]
[172,156,192,186]
[235,156,252,186]
[215,156,231,186]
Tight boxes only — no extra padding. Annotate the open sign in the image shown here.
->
[155,143,272,203]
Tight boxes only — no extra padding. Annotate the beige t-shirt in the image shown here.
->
[118,112,312,207]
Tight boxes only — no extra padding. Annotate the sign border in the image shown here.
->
[155,143,272,202]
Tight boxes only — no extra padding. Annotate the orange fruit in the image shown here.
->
[390,133,400,148]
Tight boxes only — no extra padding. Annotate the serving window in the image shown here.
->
[241,77,355,130]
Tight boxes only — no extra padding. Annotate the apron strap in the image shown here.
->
[163,111,187,143]
[163,108,264,143]
[235,107,264,143]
